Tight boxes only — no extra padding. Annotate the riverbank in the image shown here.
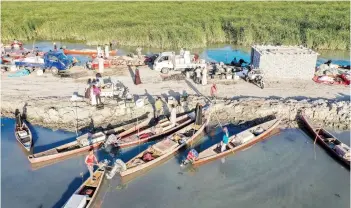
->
[1,65,350,131]
[1,1,350,50]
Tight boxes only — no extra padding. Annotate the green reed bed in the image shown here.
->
[1,1,349,50]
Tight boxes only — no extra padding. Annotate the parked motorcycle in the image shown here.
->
[244,68,265,89]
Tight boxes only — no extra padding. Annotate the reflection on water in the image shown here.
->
[2,117,349,208]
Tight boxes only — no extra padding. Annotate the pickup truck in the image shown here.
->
[153,51,206,74]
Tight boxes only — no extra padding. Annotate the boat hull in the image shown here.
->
[15,120,33,152]
[193,119,281,167]
[120,118,209,182]
[116,114,195,149]
[300,114,350,169]
[28,141,102,164]
[63,167,105,208]
[63,49,117,56]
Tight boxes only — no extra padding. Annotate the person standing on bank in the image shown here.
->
[202,67,208,85]
[136,46,142,59]
[85,149,98,182]
[92,84,102,106]
[195,67,202,84]
[170,104,177,127]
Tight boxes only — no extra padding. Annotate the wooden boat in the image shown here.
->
[192,118,281,167]
[28,112,192,165]
[63,49,117,56]
[300,113,350,169]
[119,105,211,179]
[28,121,143,164]
[114,112,196,149]
[63,163,106,208]
[15,118,33,152]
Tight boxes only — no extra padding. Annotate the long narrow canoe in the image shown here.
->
[300,113,350,169]
[114,112,196,149]
[63,49,117,56]
[119,105,212,180]
[15,119,33,152]
[63,164,106,208]
[27,120,145,164]
[192,118,281,167]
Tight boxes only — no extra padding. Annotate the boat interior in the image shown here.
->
[126,127,196,168]
[16,129,31,146]
[117,116,191,144]
[199,119,276,157]
[316,128,350,161]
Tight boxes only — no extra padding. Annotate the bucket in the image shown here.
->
[135,99,144,108]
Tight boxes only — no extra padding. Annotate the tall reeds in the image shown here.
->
[1,1,349,50]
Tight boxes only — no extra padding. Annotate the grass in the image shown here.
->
[1,1,350,50]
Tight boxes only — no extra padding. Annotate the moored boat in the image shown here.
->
[63,49,117,56]
[27,120,144,165]
[112,112,196,149]
[118,104,211,180]
[15,114,33,152]
[191,118,281,167]
[28,132,106,164]
[63,162,107,208]
[300,113,350,169]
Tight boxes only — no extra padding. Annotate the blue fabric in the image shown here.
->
[222,134,229,144]
[8,69,30,77]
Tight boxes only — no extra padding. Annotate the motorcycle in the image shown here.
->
[244,67,265,89]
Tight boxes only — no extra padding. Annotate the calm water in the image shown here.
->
[22,41,350,67]
[1,118,350,208]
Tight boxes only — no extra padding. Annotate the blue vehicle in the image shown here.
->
[15,51,74,74]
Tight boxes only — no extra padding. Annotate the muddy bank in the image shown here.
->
[1,95,349,132]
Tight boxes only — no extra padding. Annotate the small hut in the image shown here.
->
[251,45,319,80]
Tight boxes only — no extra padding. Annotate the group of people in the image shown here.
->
[84,73,103,107]
[194,67,208,85]
[97,44,111,58]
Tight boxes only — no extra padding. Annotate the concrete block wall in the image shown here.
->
[253,52,317,80]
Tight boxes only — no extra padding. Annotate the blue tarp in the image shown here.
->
[199,46,350,67]
[8,69,30,77]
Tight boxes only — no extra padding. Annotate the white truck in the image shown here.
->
[153,51,206,74]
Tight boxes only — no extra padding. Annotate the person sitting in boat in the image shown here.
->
[85,149,98,182]
[219,127,230,152]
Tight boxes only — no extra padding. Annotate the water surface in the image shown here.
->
[1,118,349,208]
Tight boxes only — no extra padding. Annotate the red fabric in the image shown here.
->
[85,154,97,166]
[135,68,142,85]
[139,132,154,139]
[210,84,217,96]
[142,152,154,161]
[93,87,101,95]
[341,74,350,85]
[312,75,348,86]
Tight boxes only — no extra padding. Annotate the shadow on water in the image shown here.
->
[25,121,39,147]
[52,177,86,208]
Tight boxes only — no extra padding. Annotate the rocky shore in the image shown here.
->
[2,94,349,132]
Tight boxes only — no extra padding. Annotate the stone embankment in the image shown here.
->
[1,95,350,132]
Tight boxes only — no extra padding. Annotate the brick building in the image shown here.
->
[251,45,319,80]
